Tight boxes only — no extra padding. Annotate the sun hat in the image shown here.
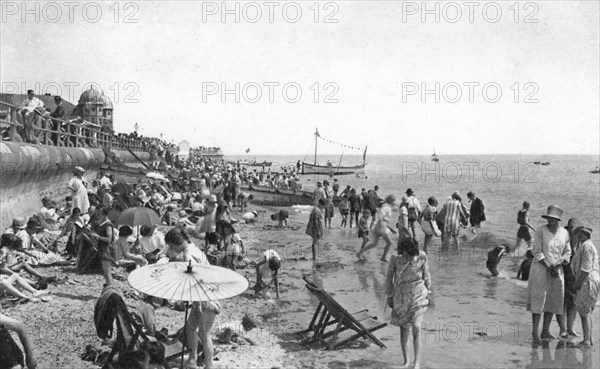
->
[208,194,217,203]
[73,166,85,174]
[575,224,593,237]
[12,217,27,229]
[178,210,187,217]
[405,188,414,196]
[171,192,182,201]
[565,218,584,231]
[541,205,563,221]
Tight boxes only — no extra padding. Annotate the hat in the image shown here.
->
[208,194,217,203]
[178,210,187,217]
[12,217,27,229]
[171,192,182,201]
[575,224,593,237]
[467,191,474,198]
[405,188,414,196]
[384,194,397,205]
[565,218,584,231]
[252,211,258,217]
[316,181,322,186]
[73,166,85,174]
[541,205,563,221]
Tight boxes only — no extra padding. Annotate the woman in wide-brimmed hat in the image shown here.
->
[571,224,599,347]
[526,205,571,344]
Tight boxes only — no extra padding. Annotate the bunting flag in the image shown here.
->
[317,133,364,151]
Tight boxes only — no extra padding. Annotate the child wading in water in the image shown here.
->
[486,243,511,277]
[357,210,371,256]
[339,195,350,228]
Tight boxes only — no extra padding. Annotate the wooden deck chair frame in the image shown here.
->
[102,296,187,368]
[297,275,387,349]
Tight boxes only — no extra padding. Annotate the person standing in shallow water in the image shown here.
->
[385,237,431,369]
[526,205,571,344]
[571,224,600,348]
[306,199,325,260]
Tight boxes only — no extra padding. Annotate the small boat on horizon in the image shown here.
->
[431,150,439,162]
[590,166,600,174]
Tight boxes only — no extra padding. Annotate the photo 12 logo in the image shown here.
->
[2,81,140,104]
[199,1,340,23]
[400,161,539,184]
[201,82,339,103]
[400,1,540,23]
[1,1,140,24]
[401,82,540,103]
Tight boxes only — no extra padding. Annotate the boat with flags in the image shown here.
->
[431,149,439,162]
[301,128,367,176]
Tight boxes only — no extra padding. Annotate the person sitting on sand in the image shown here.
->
[112,226,148,268]
[0,306,38,369]
[242,210,258,224]
[486,243,511,277]
[254,249,281,300]
[270,210,289,228]
[1,234,56,287]
[138,225,168,264]
[0,267,49,303]
[385,237,431,369]
[517,250,534,281]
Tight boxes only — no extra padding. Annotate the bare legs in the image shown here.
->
[576,313,593,347]
[399,318,423,368]
[311,237,320,261]
[531,312,555,343]
[0,313,37,368]
[186,304,217,369]
[101,260,114,287]
[423,235,432,254]
[0,274,47,301]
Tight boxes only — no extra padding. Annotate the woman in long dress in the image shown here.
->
[385,237,431,369]
[526,205,571,343]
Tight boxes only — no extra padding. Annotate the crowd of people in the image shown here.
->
[1,153,287,369]
[305,181,598,366]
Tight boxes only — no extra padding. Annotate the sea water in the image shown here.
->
[230,154,599,245]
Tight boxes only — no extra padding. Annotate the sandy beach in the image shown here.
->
[3,203,598,369]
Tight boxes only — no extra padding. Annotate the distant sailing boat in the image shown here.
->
[431,149,440,162]
[301,128,367,176]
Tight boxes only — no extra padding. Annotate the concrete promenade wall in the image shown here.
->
[0,142,149,230]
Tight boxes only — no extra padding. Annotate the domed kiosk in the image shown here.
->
[75,86,114,129]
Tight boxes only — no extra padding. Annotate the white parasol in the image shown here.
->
[128,261,248,368]
[146,172,167,181]
[128,261,248,302]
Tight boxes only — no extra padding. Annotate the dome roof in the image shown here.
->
[99,94,113,109]
[78,85,104,105]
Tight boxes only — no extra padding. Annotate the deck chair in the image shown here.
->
[297,275,387,350]
[101,292,187,368]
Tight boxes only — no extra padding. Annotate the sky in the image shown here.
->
[1,0,599,156]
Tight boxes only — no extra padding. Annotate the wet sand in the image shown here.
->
[3,205,598,368]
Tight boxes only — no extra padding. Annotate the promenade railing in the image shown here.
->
[0,100,145,152]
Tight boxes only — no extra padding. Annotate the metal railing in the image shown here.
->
[0,100,146,152]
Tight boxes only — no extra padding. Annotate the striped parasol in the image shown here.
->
[127,262,248,302]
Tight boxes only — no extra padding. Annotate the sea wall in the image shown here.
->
[0,142,149,229]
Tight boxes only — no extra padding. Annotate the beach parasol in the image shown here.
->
[116,207,161,227]
[128,261,248,302]
[146,172,167,181]
[128,262,248,368]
